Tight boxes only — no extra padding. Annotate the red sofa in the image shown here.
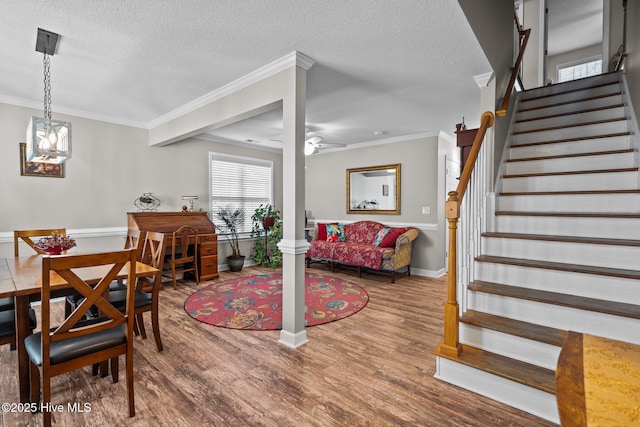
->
[306,220,419,283]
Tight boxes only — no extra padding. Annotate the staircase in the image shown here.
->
[434,72,640,423]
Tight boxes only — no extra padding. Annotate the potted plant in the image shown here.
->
[215,206,246,272]
[251,204,283,268]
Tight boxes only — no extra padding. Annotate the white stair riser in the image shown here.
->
[509,135,632,158]
[468,292,640,345]
[512,121,629,145]
[460,324,560,370]
[494,215,640,239]
[521,73,620,100]
[517,94,623,121]
[501,171,637,192]
[520,82,621,109]
[514,106,626,133]
[498,193,640,213]
[481,237,640,270]
[435,358,559,423]
[475,262,640,303]
[505,152,634,175]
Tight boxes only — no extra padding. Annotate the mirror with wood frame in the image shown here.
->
[347,164,400,214]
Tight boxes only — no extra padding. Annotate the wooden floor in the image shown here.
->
[0,266,556,426]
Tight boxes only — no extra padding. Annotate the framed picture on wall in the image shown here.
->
[382,184,389,197]
[20,143,65,178]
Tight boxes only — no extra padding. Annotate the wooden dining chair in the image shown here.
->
[0,306,36,351]
[24,249,137,426]
[163,225,199,289]
[13,228,67,257]
[109,231,166,351]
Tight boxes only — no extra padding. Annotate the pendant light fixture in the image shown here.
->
[26,28,71,164]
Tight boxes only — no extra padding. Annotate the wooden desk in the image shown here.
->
[556,331,640,426]
[127,211,219,281]
[4,255,159,402]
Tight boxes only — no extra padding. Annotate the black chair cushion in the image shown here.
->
[65,281,126,305]
[108,289,152,312]
[0,308,36,339]
[0,297,15,312]
[24,318,126,366]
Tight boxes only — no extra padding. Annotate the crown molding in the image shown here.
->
[312,130,442,155]
[146,51,315,129]
[473,71,495,88]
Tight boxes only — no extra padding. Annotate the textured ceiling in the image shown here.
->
[0,1,599,152]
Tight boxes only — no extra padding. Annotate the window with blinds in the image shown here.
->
[557,58,602,83]
[209,153,273,234]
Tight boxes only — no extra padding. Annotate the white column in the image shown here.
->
[278,61,312,348]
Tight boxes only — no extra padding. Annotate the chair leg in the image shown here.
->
[151,304,163,352]
[42,371,51,427]
[136,313,147,339]
[172,265,177,289]
[29,362,40,404]
[92,363,99,376]
[10,339,16,351]
[127,346,135,417]
[111,357,119,383]
[99,360,109,378]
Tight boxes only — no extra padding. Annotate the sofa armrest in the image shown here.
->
[382,227,419,271]
[395,228,419,251]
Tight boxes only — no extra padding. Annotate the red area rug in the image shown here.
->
[184,273,369,330]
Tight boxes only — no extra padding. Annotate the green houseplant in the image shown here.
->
[251,204,283,268]
[215,206,246,272]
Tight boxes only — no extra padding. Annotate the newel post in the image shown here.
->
[436,190,463,357]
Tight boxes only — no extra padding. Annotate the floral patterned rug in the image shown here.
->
[184,273,369,330]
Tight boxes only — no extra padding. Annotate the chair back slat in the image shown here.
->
[14,228,67,256]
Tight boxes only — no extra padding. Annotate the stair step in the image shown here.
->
[506,149,634,163]
[514,106,626,133]
[461,310,568,347]
[495,211,640,218]
[521,74,620,100]
[518,91,623,114]
[500,189,640,196]
[433,344,557,394]
[494,214,640,239]
[513,117,628,135]
[503,167,638,179]
[469,279,640,321]
[516,104,624,124]
[481,232,640,247]
[475,255,640,282]
[510,132,631,149]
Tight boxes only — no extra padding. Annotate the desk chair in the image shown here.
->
[25,249,138,426]
[13,228,67,257]
[163,225,199,289]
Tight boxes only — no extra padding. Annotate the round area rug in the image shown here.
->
[184,273,369,330]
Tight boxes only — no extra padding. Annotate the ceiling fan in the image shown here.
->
[304,133,346,155]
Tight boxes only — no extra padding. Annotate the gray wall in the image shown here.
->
[627,0,640,113]
[0,102,282,258]
[546,44,602,85]
[305,134,457,276]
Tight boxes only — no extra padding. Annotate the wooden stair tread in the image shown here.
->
[468,279,640,319]
[518,91,623,113]
[515,103,625,124]
[499,189,640,196]
[510,132,631,148]
[475,255,640,282]
[506,149,634,163]
[503,167,638,178]
[461,310,568,346]
[481,232,640,247]
[495,211,640,218]
[512,117,628,136]
[433,344,556,394]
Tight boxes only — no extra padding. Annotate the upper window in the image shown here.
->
[209,153,273,234]
[557,58,602,83]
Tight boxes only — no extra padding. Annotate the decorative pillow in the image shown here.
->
[379,227,406,248]
[374,227,392,247]
[317,223,329,241]
[326,224,346,242]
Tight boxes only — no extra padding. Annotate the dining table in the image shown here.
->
[2,253,160,403]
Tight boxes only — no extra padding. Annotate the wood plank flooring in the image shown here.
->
[0,266,556,426]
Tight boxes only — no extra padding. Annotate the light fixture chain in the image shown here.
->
[43,53,52,119]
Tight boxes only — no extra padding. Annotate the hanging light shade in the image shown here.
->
[26,28,72,164]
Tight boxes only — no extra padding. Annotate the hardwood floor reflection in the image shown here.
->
[0,266,555,426]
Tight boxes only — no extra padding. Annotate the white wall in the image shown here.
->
[546,44,602,84]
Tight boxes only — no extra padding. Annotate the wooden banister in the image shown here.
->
[496,25,530,117]
[434,111,494,358]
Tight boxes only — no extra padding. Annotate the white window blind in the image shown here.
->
[558,59,602,83]
[209,153,273,234]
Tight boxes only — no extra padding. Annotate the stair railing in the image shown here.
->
[436,111,494,358]
[497,11,530,117]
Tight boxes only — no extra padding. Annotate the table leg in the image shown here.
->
[15,295,31,402]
